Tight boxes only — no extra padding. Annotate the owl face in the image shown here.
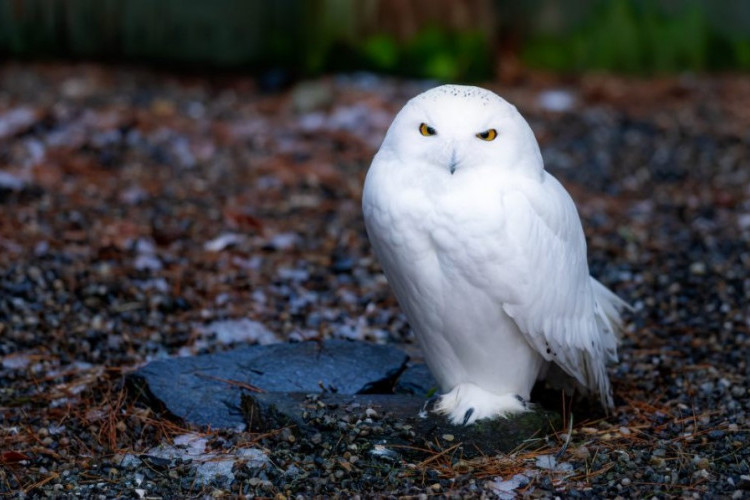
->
[380,85,543,176]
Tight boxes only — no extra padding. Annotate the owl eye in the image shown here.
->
[476,129,498,141]
[419,123,437,136]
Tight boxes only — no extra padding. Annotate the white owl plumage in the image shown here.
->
[362,85,629,425]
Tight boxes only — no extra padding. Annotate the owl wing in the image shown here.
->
[493,173,627,408]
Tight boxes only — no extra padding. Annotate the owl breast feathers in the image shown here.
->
[362,85,629,425]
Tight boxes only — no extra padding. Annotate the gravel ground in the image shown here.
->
[1,63,749,498]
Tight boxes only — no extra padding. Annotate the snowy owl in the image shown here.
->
[362,85,629,425]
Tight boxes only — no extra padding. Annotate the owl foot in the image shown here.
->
[418,394,440,418]
[434,383,529,425]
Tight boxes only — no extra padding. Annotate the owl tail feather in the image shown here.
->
[592,278,631,341]
[590,278,631,410]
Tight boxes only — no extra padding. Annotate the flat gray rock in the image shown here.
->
[127,339,409,429]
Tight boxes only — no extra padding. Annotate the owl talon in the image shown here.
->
[514,394,528,409]
[462,407,475,425]
[419,394,440,418]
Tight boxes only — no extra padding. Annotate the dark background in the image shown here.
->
[2,0,750,79]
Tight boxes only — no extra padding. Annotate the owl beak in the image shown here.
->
[448,149,459,175]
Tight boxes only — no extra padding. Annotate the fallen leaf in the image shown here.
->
[1,450,31,464]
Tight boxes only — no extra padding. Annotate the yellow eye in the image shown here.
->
[419,123,436,136]
[476,129,498,141]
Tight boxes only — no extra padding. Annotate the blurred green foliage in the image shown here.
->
[0,0,748,76]
[358,28,491,81]
[522,0,750,73]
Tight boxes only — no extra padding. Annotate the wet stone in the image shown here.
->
[127,339,408,429]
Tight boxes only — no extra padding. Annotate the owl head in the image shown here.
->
[378,85,544,176]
